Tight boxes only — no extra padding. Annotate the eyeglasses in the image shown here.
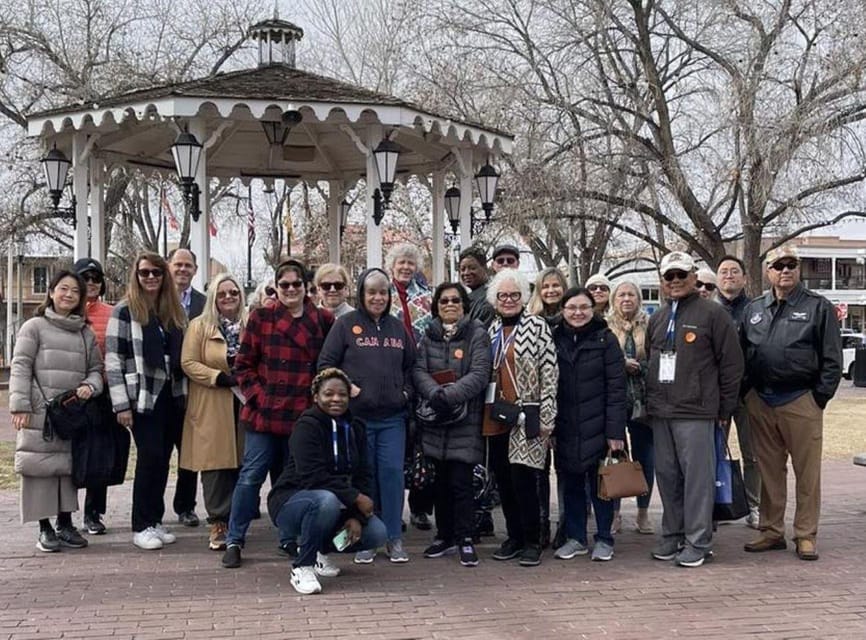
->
[496,291,521,302]
[587,284,609,293]
[662,270,690,282]
[319,281,346,292]
[494,256,517,266]
[563,304,594,313]
[696,281,717,291]
[217,289,240,300]
[277,280,305,290]
[439,296,462,305]
[770,260,799,272]
[137,268,164,279]
[265,286,276,297]
[82,273,103,284]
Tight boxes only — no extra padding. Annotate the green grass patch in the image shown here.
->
[0,440,18,490]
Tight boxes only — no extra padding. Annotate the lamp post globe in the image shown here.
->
[445,186,461,233]
[475,161,500,220]
[41,146,71,209]
[373,138,400,202]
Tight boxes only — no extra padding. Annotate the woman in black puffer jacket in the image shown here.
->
[412,282,491,567]
[553,287,627,563]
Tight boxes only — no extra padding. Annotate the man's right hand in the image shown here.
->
[116,410,133,428]
[354,493,374,517]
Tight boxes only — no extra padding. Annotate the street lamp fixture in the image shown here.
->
[15,236,25,264]
[171,131,203,222]
[445,186,461,234]
[475,161,500,221]
[261,109,303,146]
[372,137,400,225]
[339,199,351,238]
[40,145,78,227]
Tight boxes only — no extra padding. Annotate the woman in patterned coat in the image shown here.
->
[485,269,559,567]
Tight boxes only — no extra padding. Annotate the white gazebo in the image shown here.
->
[26,18,513,288]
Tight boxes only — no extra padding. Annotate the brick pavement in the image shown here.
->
[1,411,865,638]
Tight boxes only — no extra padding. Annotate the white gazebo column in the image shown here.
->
[365,125,383,268]
[432,171,446,286]
[189,119,210,290]
[72,133,89,260]
[89,158,105,264]
[327,180,341,264]
[459,149,473,243]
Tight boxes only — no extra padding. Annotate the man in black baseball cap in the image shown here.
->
[491,244,520,273]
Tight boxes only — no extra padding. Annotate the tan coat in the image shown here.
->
[180,318,243,471]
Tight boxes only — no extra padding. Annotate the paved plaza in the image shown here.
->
[1,416,865,639]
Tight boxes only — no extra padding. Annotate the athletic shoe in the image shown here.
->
[208,522,228,551]
[177,511,200,527]
[423,540,457,558]
[518,544,542,567]
[37,528,61,552]
[492,538,523,561]
[315,552,341,577]
[675,546,708,568]
[745,506,760,530]
[353,549,376,564]
[154,524,176,544]
[459,540,479,567]
[386,539,409,563]
[221,544,242,568]
[84,514,106,535]
[56,526,88,549]
[651,539,683,561]
[290,566,322,595]
[591,540,614,562]
[554,538,588,560]
[277,541,298,558]
[133,527,164,550]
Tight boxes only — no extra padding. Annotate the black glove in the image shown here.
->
[812,390,830,410]
[429,388,450,413]
[216,372,238,388]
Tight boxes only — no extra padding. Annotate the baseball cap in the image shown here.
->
[765,245,799,265]
[659,251,696,275]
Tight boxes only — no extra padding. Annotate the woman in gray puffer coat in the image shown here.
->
[412,282,490,566]
[10,270,104,553]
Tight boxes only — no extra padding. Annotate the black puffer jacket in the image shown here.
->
[412,316,491,465]
[553,317,627,474]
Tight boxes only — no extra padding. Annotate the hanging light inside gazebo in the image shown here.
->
[261,109,303,146]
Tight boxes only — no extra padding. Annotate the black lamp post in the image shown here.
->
[372,138,400,225]
[40,145,78,227]
[339,199,351,238]
[444,186,461,233]
[171,131,203,222]
[261,110,303,146]
[475,161,500,221]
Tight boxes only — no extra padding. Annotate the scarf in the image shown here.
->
[219,315,243,359]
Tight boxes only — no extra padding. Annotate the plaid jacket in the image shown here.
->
[236,301,334,435]
[105,302,186,414]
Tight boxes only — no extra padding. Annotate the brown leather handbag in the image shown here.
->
[597,449,649,500]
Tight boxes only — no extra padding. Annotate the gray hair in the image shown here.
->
[487,268,531,308]
[362,269,390,292]
[384,242,424,273]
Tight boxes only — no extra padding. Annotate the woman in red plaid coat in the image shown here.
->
[220,259,333,569]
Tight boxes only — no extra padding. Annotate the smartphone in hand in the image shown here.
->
[333,528,352,552]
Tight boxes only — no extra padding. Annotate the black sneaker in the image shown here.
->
[518,544,542,567]
[423,539,457,558]
[277,541,298,558]
[459,540,479,567]
[178,511,200,527]
[84,514,106,535]
[221,544,242,568]
[492,538,523,561]
[475,511,495,537]
[37,528,61,553]
[56,526,88,549]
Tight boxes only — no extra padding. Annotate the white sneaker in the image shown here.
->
[315,552,341,577]
[154,523,177,544]
[745,507,760,530]
[290,566,322,595]
[133,527,164,550]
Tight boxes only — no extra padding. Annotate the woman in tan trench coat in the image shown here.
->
[180,273,247,550]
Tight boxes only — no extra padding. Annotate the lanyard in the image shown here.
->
[664,301,678,351]
[331,418,351,471]
[491,325,517,370]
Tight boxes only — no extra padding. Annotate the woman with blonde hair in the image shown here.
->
[606,280,655,534]
[314,263,354,318]
[181,273,249,551]
[527,268,568,323]
[105,251,187,550]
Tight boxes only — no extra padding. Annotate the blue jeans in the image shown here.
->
[274,490,387,568]
[561,464,614,546]
[225,430,289,547]
[364,413,407,541]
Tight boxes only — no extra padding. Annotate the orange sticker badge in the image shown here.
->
[684,331,697,344]
[454,349,464,359]
[352,325,364,335]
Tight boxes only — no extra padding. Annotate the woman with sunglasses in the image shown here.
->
[248,280,278,311]
[105,252,187,550]
[485,269,559,567]
[412,283,491,567]
[695,269,718,300]
[585,274,613,316]
[314,263,354,318]
[180,273,248,551]
[222,259,334,569]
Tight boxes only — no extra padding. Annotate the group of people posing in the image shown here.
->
[9,239,841,595]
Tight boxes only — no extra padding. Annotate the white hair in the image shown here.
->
[487,268,531,308]
[384,242,424,273]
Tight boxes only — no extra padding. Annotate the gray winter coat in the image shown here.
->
[10,309,104,478]
[412,316,491,465]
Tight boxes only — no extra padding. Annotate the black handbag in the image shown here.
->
[72,395,130,488]
[404,442,436,491]
[713,426,750,521]
[490,397,521,427]
[36,384,91,442]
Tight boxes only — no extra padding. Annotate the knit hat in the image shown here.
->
[585,273,612,290]
[72,257,106,296]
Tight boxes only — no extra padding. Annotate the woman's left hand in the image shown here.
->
[75,384,93,400]
[607,438,625,451]
[344,518,362,545]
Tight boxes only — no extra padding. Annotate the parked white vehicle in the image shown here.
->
[842,333,866,379]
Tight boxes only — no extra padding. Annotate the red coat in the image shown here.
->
[236,301,333,435]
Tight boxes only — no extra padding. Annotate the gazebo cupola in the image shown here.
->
[249,17,304,68]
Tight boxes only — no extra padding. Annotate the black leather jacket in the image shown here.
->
[739,283,842,405]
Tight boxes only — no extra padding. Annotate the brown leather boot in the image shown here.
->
[744,535,787,552]
[795,538,819,561]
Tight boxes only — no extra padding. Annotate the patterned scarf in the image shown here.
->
[219,315,242,359]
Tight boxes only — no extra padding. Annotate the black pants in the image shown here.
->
[84,486,107,517]
[488,432,541,546]
[131,390,174,532]
[201,469,239,523]
[170,406,198,515]
[432,459,474,543]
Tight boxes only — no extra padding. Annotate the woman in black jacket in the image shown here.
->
[267,368,386,595]
[412,283,491,567]
[552,288,627,562]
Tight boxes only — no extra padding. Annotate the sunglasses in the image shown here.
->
[217,289,240,300]
[496,291,521,302]
[82,273,103,284]
[319,281,346,292]
[696,281,717,291]
[265,286,276,297]
[770,260,799,272]
[439,296,462,305]
[587,284,609,292]
[663,270,690,282]
[494,256,517,266]
[137,268,164,279]
[277,280,305,290]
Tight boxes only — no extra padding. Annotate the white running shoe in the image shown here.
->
[315,552,341,577]
[154,523,177,544]
[133,527,164,550]
[290,566,322,595]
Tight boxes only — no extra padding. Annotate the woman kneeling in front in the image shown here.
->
[267,368,386,595]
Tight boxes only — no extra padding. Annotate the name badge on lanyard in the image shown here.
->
[659,352,677,384]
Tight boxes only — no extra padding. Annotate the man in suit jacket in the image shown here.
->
[168,247,205,526]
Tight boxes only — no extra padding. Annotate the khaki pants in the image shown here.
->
[745,390,823,542]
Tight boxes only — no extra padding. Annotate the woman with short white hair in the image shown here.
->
[484,269,559,567]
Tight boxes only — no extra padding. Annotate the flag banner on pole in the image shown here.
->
[248,188,256,245]
[161,188,179,231]
[209,217,218,237]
